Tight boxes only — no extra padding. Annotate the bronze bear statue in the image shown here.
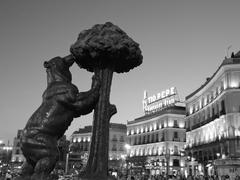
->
[19,56,100,180]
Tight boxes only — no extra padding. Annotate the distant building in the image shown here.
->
[11,129,69,170]
[12,130,25,164]
[55,135,70,171]
[0,141,6,162]
[0,140,12,165]
[69,123,127,171]
[185,51,240,178]
[126,87,186,176]
[58,135,70,162]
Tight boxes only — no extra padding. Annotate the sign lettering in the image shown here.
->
[143,87,179,114]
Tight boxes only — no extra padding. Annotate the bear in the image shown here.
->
[18,56,100,180]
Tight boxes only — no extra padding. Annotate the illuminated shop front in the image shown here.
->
[185,51,240,178]
[127,88,186,176]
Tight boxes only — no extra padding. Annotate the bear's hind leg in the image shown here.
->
[31,156,58,180]
[14,160,34,180]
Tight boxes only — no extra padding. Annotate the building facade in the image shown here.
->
[55,135,70,172]
[126,88,186,177]
[185,51,240,178]
[69,123,127,173]
[11,129,69,173]
[11,130,25,164]
[0,141,13,175]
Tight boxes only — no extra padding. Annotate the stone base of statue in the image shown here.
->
[76,175,117,180]
[13,174,59,180]
[14,172,117,180]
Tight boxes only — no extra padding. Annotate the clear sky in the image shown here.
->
[0,0,240,144]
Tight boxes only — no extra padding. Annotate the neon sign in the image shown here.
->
[143,87,179,114]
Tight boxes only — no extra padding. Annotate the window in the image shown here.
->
[134,137,137,145]
[147,135,150,143]
[202,112,205,121]
[17,131,22,139]
[174,120,178,127]
[162,147,166,154]
[84,144,88,151]
[209,94,212,102]
[80,144,83,151]
[119,136,124,142]
[216,103,219,115]
[173,159,180,166]
[155,133,159,142]
[151,134,155,143]
[119,146,124,151]
[162,159,165,165]
[195,104,199,112]
[143,136,146,144]
[174,132,178,139]
[16,149,20,154]
[220,81,224,91]
[128,137,132,145]
[112,144,117,151]
[161,133,165,141]
[139,136,142,144]
[112,134,118,141]
[221,100,226,114]
[161,121,164,128]
[145,126,148,132]
[207,108,210,119]
[174,146,178,155]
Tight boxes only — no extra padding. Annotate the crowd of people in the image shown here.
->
[115,174,240,180]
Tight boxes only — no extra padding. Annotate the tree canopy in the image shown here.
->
[70,22,143,73]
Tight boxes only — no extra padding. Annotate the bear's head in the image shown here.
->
[43,56,74,84]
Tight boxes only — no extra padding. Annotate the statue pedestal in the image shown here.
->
[75,176,117,180]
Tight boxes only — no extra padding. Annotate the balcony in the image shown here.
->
[172,152,180,156]
[172,138,180,142]
[111,138,118,142]
[213,114,219,119]
[119,138,125,142]
[111,147,117,151]
[192,123,200,130]
[191,115,220,131]
[220,110,226,116]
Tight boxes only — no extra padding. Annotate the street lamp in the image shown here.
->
[124,144,131,178]
[165,148,170,177]
[124,144,131,153]
[65,145,72,174]
[120,154,127,176]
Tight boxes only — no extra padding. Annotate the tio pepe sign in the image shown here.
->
[143,87,178,114]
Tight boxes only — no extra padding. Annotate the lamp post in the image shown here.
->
[65,145,72,174]
[124,144,131,178]
[165,148,170,177]
[120,154,126,176]
[215,152,221,177]
[65,151,69,174]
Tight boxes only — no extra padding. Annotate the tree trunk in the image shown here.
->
[82,67,117,179]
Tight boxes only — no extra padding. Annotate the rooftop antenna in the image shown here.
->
[226,45,232,58]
